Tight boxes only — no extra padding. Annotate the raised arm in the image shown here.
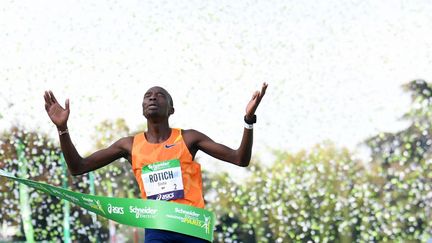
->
[184,82,268,167]
[44,91,132,175]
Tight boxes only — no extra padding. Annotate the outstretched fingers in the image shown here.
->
[259,82,268,99]
[254,82,268,104]
[49,90,58,104]
[65,99,70,111]
[44,91,52,106]
[44,90,69,113]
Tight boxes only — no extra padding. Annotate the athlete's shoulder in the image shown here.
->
[181,129,203,137]
[181,129,210,143]
[180,129,207,156]
[118,135,135,142]
[114,136,134,151]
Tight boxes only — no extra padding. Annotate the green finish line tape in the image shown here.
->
[0,169,214,242]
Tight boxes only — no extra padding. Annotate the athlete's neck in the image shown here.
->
[145,121,171,143]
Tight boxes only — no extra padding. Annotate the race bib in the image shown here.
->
[141,159,184,201]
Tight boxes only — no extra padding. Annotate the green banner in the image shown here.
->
[0,169,214,242]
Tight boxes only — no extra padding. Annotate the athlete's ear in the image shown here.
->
[169,107,175,115]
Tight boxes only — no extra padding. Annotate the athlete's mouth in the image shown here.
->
[148,103,158,109]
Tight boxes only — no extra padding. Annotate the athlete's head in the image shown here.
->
[142,86,174,119]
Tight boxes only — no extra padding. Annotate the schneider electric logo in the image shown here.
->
[129,206,158,218]
[107,204,124,215]
[148,161,170,171]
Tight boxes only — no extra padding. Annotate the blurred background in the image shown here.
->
[1,0,432,242]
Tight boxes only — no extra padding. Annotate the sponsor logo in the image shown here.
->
[177,210,211,234]
[63,193,79,203]
[82,197,94,203]
[147,161,171,171]
[164,143,177,149]
[175,208,200,217]
[182,217,202,227]
[202,215,212,234]
[129,206,158,218]
[156,193,175,201]
[107,204,124,215]
[95,200,105,214]
[51,188,63,195]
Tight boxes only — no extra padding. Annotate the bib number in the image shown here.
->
[141,159,184,201]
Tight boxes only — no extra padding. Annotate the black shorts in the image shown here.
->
[144,228,210,243]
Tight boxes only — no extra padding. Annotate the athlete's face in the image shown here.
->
[142,86,174,119]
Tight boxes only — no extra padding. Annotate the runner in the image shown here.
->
[44,83,268,242]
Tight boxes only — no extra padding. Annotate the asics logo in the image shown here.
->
[156,193,175,200]
[107,204,124,215]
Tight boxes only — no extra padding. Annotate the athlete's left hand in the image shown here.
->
[245,82,268,119]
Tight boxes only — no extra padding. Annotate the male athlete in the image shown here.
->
[44,83,268,242]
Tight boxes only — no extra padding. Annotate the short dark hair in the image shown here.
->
[166,91,174,108]
[148,86,174,108]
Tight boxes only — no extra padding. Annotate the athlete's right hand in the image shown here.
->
[44,91,70,129]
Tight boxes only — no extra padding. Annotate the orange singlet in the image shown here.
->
[131,128,205,208]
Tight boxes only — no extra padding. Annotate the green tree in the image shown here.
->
[0,126,109,242]
[0,126,63,241]
[207,80,432,242]
[88,118,142,241]
[366,79,432,241]
[208,142,371,243]
[90,118,140,199]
